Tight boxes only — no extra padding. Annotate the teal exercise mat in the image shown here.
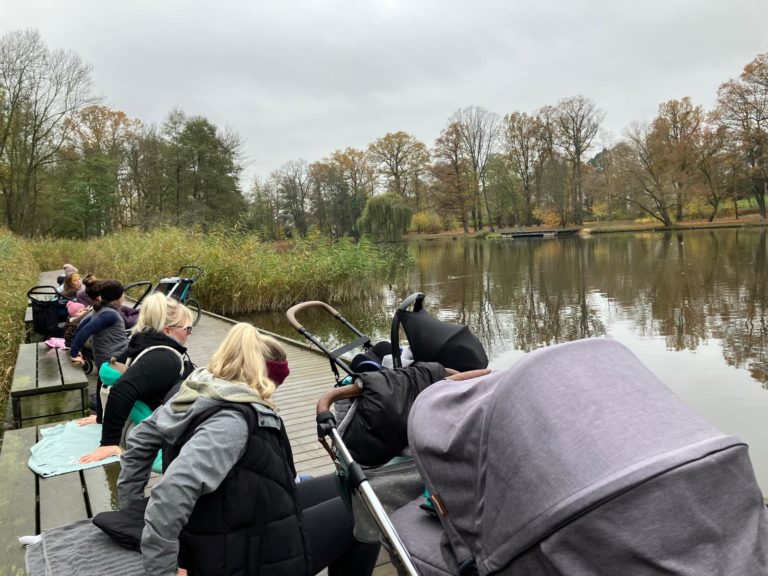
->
[28,421,120,477]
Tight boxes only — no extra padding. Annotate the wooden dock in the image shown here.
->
[6,271,396,574]
[33,269,338,476]
[499,227,580,238]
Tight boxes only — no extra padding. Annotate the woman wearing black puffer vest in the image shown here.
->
[117,323,379,576]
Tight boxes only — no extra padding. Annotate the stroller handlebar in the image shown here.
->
[316,384,362,416]
[287,301,342,331]
[176,265,203,281]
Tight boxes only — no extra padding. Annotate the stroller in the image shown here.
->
[27,285,70,338]
[286,293,490,575]
[334,338,768,574]
[133,265,204,326]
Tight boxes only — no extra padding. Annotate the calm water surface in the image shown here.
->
[245,229,768,493]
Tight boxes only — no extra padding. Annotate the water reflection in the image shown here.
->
[245,229,768,383]
[243,229,768,493]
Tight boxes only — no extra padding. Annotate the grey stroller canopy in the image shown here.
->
[403,338,768,575]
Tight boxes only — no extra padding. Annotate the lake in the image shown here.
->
[244,228,768,494]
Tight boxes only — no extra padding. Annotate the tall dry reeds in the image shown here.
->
[0,231,40,403]
[27,228,391,316]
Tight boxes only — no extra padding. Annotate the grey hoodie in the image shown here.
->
[117,368,282,576]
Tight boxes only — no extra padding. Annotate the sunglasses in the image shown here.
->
[170,325,193,335]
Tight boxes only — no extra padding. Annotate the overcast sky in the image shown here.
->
[2,0,767,188]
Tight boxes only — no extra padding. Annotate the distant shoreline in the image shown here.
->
[404,215,768,240]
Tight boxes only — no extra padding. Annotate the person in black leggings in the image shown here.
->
[298,474,380,575]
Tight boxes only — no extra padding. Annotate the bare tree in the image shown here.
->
[0,29,94,233]
[502,111,546,226]
[554,96,603,225]
[715,52,768,219]
[657,97,704,221]
[451,106,500,230]
[274,159,311,237]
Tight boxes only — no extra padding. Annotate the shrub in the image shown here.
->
[410,211,443,234]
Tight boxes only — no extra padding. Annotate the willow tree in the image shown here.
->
[358,193,412,241]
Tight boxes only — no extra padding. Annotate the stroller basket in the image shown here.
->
[27,285,68,337]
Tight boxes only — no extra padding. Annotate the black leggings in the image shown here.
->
[297,474,380,576]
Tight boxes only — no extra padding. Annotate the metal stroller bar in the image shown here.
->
[287,300,372,383]
[317,386,421,576]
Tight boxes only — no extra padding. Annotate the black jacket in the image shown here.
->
[343,362,446,466]
[101,330,194,446]
[165,403,312,576]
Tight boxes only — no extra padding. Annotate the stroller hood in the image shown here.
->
[398,308,488,371]
[408,339,767,574]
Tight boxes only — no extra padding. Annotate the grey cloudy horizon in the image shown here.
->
[2,0,767,188]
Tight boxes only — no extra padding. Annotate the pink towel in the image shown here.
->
[45,338,67,349]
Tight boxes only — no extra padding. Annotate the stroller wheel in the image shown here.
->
[187,298,202,326]
[82,357,95,375]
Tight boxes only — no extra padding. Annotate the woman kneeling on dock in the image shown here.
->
[117,323,379,576]
[79,292,196,463]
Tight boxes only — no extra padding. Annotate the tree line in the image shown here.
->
[2,29,767,239]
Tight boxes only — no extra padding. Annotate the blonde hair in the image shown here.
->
[208,323,276,400]
[133,292,194,334]
[261,334,286,362]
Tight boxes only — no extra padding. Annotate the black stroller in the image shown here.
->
[132,265,204,326]
[286,293,489,575]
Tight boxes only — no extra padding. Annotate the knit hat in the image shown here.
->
[99,281,124,302]
[63,264,78,276]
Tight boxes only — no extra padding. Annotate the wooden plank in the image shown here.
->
[15,411,87,429]
[83,462,122,515]
[10,343,37,395]
[17,389,85,421]
[57,348,89,387]
[36,343,63,389]
[0,427,37,574]
[39,471,88,531]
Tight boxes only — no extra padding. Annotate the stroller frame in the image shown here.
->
[286,300,374,384]
[316,386,421,576]
[287,293,454,576]
[131,265,204,326]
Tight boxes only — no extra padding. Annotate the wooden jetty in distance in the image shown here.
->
[499,227,581,239]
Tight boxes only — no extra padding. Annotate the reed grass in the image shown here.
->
[26,228,392,316]
[0,231,41,404]
[0,228,391,403]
